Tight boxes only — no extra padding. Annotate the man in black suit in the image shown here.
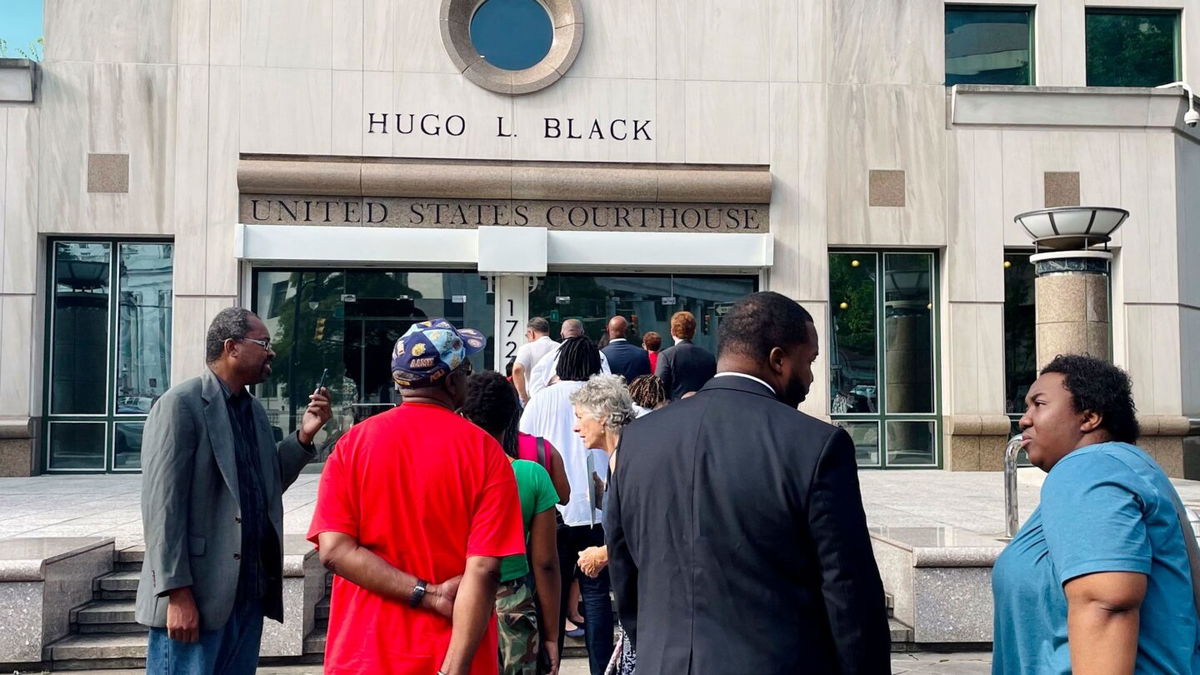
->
[654,310,716,400]
[600,315,651,383]
[606,292,890,675]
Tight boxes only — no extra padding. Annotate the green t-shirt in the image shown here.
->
[500,459,560,582]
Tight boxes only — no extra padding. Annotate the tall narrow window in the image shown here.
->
[1003,252,1036,434]
[945,6,1034,86]
[830,252,941,468]
[1086,9,1180,87]
[45,240,173,472]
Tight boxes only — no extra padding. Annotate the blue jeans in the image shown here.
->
[146,597,264,675]
[557,524,614,675]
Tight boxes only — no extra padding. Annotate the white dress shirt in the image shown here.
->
[712,371,777,395]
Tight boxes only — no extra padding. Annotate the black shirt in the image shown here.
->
[218,377,273,606]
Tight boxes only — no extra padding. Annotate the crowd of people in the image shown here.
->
[135,297,1200,675]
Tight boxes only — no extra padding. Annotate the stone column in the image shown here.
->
[1032,251,1112,370]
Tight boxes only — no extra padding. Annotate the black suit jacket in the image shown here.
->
[602,339,652,383]
[654,339,716,400]
[606,376,890,675]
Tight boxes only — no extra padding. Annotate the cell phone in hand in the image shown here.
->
[314,368,329,395]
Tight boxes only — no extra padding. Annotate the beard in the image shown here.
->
[780,377,809,408]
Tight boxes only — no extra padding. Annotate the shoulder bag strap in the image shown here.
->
[535,436,548,470]
[1168,492,1200,618]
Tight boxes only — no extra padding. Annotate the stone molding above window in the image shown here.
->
[440,0,584,95]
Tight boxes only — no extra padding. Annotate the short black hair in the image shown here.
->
[717,292,814,362]
[1041,354,1140,443]
[556,336,602,382]
[205,307,254,363]
[460,371,520,456]
[528,317,550,334]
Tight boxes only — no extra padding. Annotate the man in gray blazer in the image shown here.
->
[136,307,331,674]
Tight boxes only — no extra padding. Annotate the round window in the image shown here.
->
[440,0,583,94]
[470,0,553,71]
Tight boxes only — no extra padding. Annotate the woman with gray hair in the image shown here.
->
[569,374,637,675]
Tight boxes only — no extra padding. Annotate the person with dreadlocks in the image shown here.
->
[461,372,562,675]
[627,374,667,417]
[518,336,614,675]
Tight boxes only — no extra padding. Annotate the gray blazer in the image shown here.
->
[135,368,315,630]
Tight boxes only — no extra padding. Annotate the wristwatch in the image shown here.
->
[410,579,428,608]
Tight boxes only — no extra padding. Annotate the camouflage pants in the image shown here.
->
[497,578,539,675]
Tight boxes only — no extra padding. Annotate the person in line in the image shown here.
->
[570,374,638,675]
[641,332,662,374]
[600,316,651,384]
[512,318,558,404]
[308,319,526,675]
[137,307,333,674]
[461,372,562,675]
[653,310,716,401]
[508,406,570,505]
[526,320,611,400]
[519,337,614,675]
[607,292,891,674]
[992,354,1200,673]
[627,374,666,417]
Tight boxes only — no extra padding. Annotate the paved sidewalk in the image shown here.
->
[10,652,994,674]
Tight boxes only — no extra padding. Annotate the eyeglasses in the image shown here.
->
[239,337,272,351]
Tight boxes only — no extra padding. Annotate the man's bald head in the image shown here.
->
[561,319,584,338]
[607,315,629,339]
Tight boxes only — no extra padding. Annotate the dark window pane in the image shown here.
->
[837,421,881,467]
[1086,10,1179,87]
[945,6,1033,85]
[528,274,757,356]
[884,254,934,414]
[886,421,937,466]
[470,0,553,70]
[255,269,495,459]
[830,253,879,413]
[50,242,111,415]
[1004,253,1036,415]
[114,421,145,470]
[115,244,173,414]
[47,422,106,470]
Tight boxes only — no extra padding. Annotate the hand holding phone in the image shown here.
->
[314,367,329,395]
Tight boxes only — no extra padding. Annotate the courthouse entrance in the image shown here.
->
[250,268,494,457]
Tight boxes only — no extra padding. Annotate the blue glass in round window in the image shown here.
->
[470,0,553,71]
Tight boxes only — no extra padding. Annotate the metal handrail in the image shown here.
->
[1005,434,1024,538]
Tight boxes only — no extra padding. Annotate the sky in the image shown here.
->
[0,0,43,59]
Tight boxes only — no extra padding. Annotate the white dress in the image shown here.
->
[518,380,608,527]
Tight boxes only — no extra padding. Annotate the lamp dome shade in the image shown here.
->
[1013,206,1129,251]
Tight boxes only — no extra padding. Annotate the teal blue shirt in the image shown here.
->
[992,442,1200,673]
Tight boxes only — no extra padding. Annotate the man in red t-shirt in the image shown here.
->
[308,319,525,675]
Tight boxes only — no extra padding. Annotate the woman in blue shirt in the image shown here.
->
[992,355,1199,673]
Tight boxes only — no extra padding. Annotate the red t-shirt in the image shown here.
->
[307,403,525,675]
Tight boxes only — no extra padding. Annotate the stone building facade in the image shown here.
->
[0,0,1196,476]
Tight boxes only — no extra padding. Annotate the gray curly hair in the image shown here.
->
[569,374,636,432]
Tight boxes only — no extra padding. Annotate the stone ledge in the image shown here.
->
[0,538,114,581]
[238,156,772,204]
[945,415,1011,437]
[0,418,33,440]
[950,84,1200,137]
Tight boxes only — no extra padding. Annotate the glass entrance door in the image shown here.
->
[253,269,494,459]
[527,273,758,353]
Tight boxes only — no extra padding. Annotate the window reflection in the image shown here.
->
[830,253,878,414]
[254,269,495,460]
[115,243,173,416]
[51,242,111,415]
[1086,10,1179,87]
[945,6,1034,86]
[884,254,934,414]
[528,274,758,355]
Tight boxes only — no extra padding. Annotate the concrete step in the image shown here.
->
[316,597,330,621]
[75,599,136,625]
[47,632,147,662]
[303,632,326,656]
[890,618,915,650]
[96,570,140,592]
